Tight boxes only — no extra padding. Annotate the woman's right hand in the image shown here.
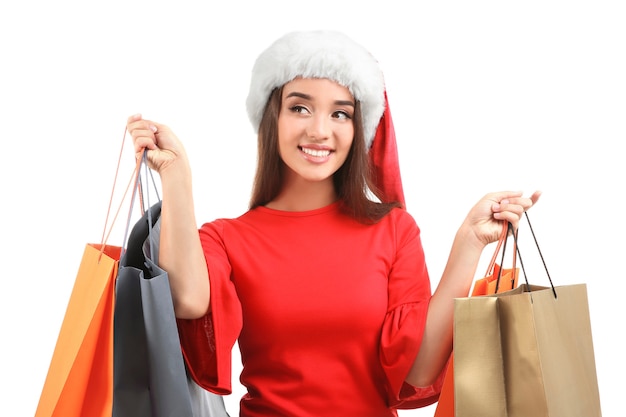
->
[126,113,189,174]
[127,114,209,318]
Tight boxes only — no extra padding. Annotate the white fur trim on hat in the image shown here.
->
[246,30,385,148]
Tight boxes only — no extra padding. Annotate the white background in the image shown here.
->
[1,1,623,416]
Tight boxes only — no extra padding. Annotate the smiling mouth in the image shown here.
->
[300,147,331,157]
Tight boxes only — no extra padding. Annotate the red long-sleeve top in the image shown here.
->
[177,202,445,417]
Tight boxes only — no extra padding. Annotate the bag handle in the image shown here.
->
[97,128,142,263]
[120,150,161,260]
[484,223,507,276]
[141,152,159,262]
[513,213,558,298]
[487,222,518,293]
[98,128,161,261]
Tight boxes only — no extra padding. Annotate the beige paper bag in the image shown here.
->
[454,284,602,417]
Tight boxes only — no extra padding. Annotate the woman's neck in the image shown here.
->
[266,177,337,212]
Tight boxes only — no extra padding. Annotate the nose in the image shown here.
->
[306,114,330,140]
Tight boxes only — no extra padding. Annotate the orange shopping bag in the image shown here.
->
[35,131,141,417]
[434,223,518,417]
[35,244,120,417]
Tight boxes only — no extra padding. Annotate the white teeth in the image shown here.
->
[301,147,330,157]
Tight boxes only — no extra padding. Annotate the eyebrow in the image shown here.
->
[285,91,355,107]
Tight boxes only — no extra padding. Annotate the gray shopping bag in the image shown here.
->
[113,200,230,417]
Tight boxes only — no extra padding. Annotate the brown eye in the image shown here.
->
[333,110,352,120]
[290,105,310,115]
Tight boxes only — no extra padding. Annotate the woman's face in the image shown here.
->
[277,77,355,185]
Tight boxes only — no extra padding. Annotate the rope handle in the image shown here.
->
[484,222,518,293]
[484,223,507,276]
[98,127,160,260]
[119,151,161,260]
[99,127,131,248]
[513,212,557,299]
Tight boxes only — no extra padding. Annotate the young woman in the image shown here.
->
[127,30,541,417]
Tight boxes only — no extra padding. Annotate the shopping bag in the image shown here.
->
[454,283,601,417]
[112,161,230,417]
[453,216,602,417]
[34,244,120,417]
[433,223,519,417]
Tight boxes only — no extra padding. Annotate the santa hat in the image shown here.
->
[246,30,406,207]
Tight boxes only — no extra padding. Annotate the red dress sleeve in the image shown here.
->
[176,220,242,395]
[380,211,447,409]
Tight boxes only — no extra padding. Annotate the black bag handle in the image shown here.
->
[494,222,516,293]
[510,213,558,299]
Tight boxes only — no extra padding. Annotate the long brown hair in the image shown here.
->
[249,86,401,224]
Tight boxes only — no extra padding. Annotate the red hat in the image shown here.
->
[369,91,405,207]
[246,30,405,207]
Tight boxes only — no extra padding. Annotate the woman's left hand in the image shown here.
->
[464,190,542,248]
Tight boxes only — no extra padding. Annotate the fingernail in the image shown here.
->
[150,124,157,132]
